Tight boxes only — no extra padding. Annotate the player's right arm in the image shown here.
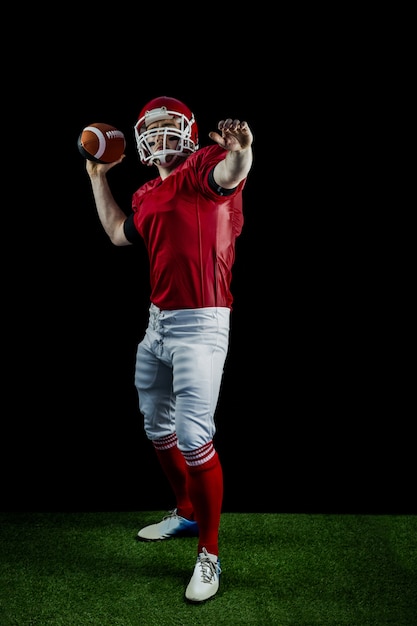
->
[85,158,131,246]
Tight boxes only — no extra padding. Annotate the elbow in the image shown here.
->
[110,233,131,247]
[106,228,130,247]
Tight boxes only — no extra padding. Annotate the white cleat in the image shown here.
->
[185,548,221,603]
[137,509,198,541]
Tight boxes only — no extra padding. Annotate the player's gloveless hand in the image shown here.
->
[209,119,253,152]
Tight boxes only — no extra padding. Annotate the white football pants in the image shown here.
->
[135,303,230,451]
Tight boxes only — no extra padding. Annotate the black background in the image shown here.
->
[2,22,413,515]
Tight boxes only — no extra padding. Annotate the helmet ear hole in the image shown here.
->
[134,96,198,166]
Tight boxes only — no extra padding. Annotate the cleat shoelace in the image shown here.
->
[163,509,179,521]
[198,548,221,583]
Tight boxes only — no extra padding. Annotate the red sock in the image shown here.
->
[153,433,194,520]
[184,441,223,557]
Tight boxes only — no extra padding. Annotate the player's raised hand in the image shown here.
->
[209,119,253,152]
[86,155,125,178]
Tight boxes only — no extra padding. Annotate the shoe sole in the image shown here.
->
[136,530,199,542]
[185,591,219,604]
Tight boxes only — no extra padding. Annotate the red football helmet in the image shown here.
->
[134,96,199,167]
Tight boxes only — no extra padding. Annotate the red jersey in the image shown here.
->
[131,144,246,310]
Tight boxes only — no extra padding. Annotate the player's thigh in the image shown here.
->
[173,341,227,411]
[135,340,174,424]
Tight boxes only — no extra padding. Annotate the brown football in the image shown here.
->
[77,122,126,163]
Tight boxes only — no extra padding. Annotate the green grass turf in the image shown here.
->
[0,511,416,625]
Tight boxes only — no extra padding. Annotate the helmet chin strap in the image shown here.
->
[151,152,184,168]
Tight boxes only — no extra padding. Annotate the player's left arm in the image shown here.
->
[209,119,253,190]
